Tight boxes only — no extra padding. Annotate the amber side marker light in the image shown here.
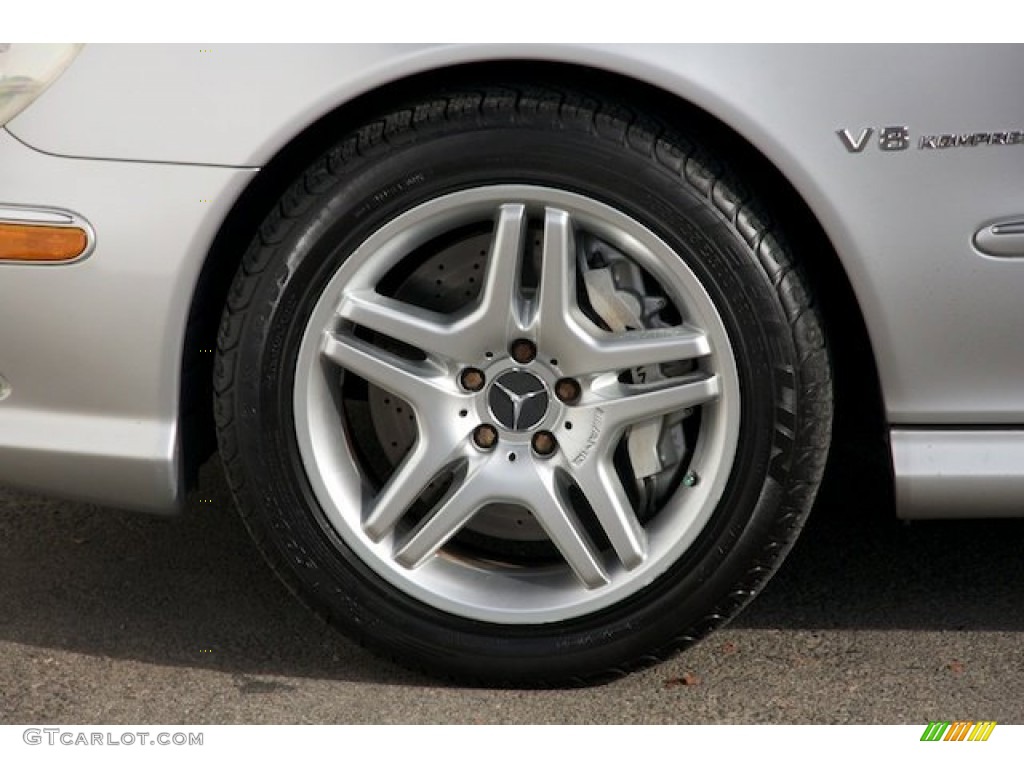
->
[0,222,89,262]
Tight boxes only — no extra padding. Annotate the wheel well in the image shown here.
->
[180,60,887,493]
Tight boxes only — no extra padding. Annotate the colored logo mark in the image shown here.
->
[920,721,996,742]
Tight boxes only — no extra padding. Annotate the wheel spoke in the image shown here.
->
[573,326,710,376]
[531,206,609,372]
[533,207,576,341]
[475,203,528,335]
[532,207,711,377]
[337,291,466,362]
[573,461,647,570]
[393,459,489,569]
[595,373,721,431]
[396,457,611,589]
[528,470,610,589]
[363,434,469,541]
[338,203,528,362]
[321,330,449,406]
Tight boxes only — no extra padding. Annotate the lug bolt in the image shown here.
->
[532,431,557,457]
[555,377,581,404]
[460,367,486,392]
[510,339,537,365]
[473,424,499,451]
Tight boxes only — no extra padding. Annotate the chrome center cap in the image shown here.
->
[487,370,550,432]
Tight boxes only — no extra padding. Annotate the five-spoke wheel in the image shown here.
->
[216,85,831,684]
[294,186,739,621]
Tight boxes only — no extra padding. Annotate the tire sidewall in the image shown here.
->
[227,122,802,682]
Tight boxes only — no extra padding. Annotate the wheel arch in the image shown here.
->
[180,59,886,495]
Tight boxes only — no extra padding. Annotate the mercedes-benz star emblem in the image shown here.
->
[488,371,550,432]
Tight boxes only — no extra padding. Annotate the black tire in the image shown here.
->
[214,85,832,686]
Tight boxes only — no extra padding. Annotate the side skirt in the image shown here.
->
[892,430,1024,519]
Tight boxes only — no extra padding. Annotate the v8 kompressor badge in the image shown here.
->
[838,126,1024,152]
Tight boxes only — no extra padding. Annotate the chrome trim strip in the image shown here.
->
[892,430,1024,519]
[0,202,96,264]
[974,217,1024,258]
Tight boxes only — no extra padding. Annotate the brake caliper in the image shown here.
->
[578,235,692,512]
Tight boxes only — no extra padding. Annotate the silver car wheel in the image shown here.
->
[293,184,741,624]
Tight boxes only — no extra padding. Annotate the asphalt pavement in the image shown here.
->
[1,444,1022,724]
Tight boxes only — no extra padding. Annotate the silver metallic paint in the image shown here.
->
[1,44,1022,516]
[0,129,254,511]
[11,44,1024,425]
